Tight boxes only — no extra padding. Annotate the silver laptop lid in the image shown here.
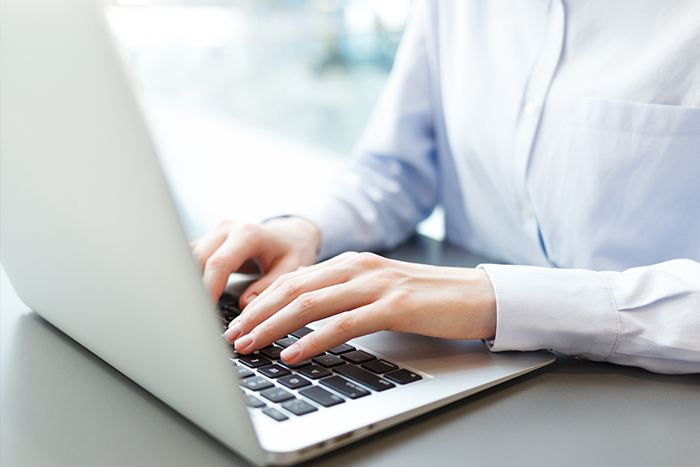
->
[0,0,264,464]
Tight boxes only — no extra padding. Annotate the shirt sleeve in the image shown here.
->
[291,0,439,260]
[480,260,700,374]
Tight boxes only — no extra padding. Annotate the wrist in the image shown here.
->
[266,216,321,258]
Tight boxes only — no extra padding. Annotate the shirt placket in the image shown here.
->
[511,0,566,263]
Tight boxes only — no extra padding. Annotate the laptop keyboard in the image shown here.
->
[218,292,422,422]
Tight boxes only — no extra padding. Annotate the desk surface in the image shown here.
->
[2,236,699,467]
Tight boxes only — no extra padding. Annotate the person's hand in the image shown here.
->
[190,217,321,306]
[223,251,497,364]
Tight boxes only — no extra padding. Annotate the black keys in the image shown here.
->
[300,386,344,407]
[279,359,312,370]
[228,346,243,359]
[328,343,355,355]
[320,376,370,399]
[263,407,288,421]
[278,374,312,390]
[258,364,291,379]
[245,394,266,408]
[218,291,239,308]
[238,354,272,368]
[281,399,318,416]
[261,387,295,403]
[297,365,332,379]
[235,365,255,379]
[218,292,241,322]
[275,336,298,348]
[385,369,422,384]
[311,354,346,368]
[290,327,314,338]
[361,359,398,374]
[259,346,283,360]
[340,350,376,364]
[334,365,395,391]
[239,376,274,391]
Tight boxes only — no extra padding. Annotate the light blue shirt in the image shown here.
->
[297,0,700,373]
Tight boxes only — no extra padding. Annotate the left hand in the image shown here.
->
[223,251,497,364]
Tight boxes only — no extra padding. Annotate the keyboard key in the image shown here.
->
[228,346,243,359]
[328,343,355,355]
[239,376,274,391]
[275,336,298,348]
[320,376,370,399]
[334,365,395,391]
[279,359,312,370]
[245,394,266,408]
[300,386,345,407]
[278,374,312,390]
[263,407,289,421]
[362,359,398,374]
[281,399,318,416]
[259,346,283,360]
[385,369,422,384]
[218,291,239,308]
[258,364,291,379]
[238,354,272,368]
[311,354,346,368]
[261,387,295,403]
[297,365,332,379]
[340,350,376,364]
[290,327,314,338]
[235,365,255,379]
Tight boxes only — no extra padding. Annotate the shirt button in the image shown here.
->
[520,203,534,218]
[523,101,538,117]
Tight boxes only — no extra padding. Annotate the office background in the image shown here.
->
[104,0,448,241]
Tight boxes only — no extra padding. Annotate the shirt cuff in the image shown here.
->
[479,263,620,362]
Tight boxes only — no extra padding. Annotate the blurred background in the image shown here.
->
[105,0,444,242]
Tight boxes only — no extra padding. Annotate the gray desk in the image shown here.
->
[2,236,699,467]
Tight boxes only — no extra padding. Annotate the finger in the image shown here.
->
[233,256,357,339]
[245,251,357,310]
[190,229,229,271]
[202,232,264,301]
[232,281,371,353]
[281,304,388,363]
[239,257,299,309]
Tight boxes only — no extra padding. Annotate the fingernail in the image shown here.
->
[223,322,241,343]
[235,333,254,352]
[281,343,301,362]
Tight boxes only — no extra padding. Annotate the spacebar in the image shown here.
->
[334,365,395,391]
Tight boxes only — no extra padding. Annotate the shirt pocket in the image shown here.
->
[553,96,700,270]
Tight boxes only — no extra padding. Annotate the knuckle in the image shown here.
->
[294,292,316,314]
[279,275,302,297]
[205,255,230,272]
[237,222,260,239]
[338,251,358,261]
[354,252,382,268]
[332,313,355,334]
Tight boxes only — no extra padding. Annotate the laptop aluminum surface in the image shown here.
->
[0,0,555,464]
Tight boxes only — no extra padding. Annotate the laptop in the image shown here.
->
[0,0,555,465]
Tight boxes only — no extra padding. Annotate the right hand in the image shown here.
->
[190,217,321,307]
